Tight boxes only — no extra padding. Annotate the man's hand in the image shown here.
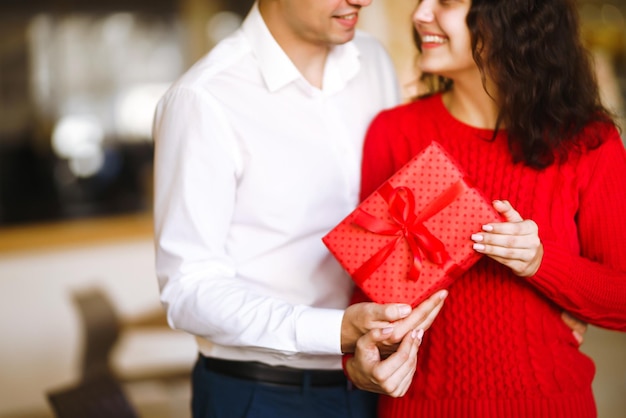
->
[562,311,588,345]
[341,289,447,353]
[376,289,447,357]
[345,327,424,397]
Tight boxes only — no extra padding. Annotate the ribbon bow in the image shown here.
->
[351,180,466,283]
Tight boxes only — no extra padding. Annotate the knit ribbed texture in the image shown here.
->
[379,389,596,418]
[353,93,626,418]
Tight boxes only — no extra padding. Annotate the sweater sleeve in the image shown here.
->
[528,132,626,331]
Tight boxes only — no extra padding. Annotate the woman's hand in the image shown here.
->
[341,289,447,354]
[376,289,447,357]
[345,327,424,397]
[471,200,543,277]
[343,290,447,396]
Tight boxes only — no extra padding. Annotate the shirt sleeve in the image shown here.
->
[528,131,626,331]
[152,87,344,355]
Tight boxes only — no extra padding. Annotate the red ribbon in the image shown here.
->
[351,180,467,283]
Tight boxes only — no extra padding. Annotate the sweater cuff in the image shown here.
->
[527,241,572,299]
[342,353,354,378]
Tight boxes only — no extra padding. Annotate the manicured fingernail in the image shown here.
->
[398,305,411,316]
[471,234,483,242]
[482,224,494,232]
[382,327,393,335]
[439,290,448,299]
[416,329,424,342]
[473,243,485,251]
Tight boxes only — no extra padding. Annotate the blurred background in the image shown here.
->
[0,0,624,417]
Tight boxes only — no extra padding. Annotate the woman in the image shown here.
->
[346,0,626,417]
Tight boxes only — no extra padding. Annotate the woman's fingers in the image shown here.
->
[471,200,543,276]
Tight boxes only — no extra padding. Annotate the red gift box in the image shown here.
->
[322,141,502,306]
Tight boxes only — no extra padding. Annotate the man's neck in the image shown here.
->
[258,1,330,88]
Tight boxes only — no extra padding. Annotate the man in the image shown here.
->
[152,1,446,417]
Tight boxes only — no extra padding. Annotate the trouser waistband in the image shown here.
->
[200,355,348,387]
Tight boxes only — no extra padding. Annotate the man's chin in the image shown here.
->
[329,31,357,46]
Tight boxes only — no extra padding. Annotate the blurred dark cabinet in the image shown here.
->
[0,2,178,226]
[1,0,177,15]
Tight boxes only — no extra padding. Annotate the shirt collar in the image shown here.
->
[241,2,361,94]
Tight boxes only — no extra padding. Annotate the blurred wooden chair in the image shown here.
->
[46,287,195,417]
[47,374,139,418]
[47,289,137,417]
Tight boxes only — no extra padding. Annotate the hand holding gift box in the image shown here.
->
[322,141,503,306]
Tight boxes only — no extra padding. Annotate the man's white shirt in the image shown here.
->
[153,2,400,370]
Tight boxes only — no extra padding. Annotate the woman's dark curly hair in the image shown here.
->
[415,0,616,169]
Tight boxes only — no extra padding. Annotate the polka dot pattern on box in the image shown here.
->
[322,141,502,306]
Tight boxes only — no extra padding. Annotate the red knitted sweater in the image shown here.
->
[351,94,626,418]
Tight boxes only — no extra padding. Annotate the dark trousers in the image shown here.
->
[191,356,378,418]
